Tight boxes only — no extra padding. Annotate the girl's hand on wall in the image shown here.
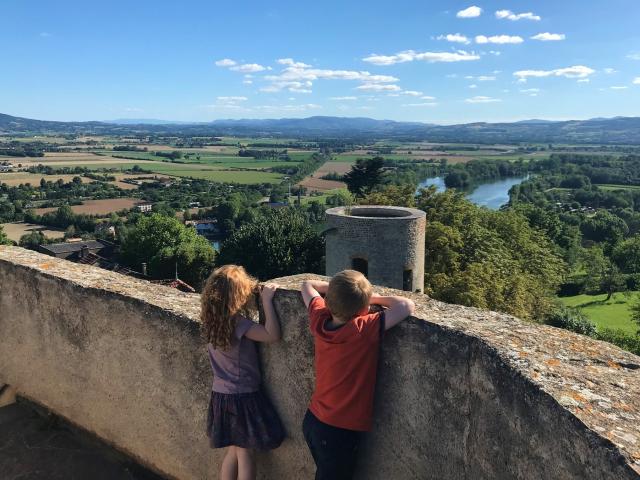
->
[261,283,278,303]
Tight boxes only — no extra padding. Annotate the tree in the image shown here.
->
[360,184,417,207]
[0,225,12,245]
[120,214,215,289]
[19,231,45,250]
[216,208,324,280]
[416,187,566,321]
[581,210,629,245]
[325,189,354,207]
[343,157,384,196]
[612,235,640,273]
[630,295,640,334]
[581,246,626,300]
[0,200,15,223]
[64,225,77,239]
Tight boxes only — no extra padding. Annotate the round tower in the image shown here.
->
[325,205,426,292]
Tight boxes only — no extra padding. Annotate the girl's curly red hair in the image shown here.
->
[200,265,258,349]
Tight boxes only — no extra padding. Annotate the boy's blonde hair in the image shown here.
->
[200,265,258,349]
[325,270,372,320]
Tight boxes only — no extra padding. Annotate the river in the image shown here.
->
[417,176,528,210]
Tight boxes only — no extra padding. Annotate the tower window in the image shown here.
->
[352,258,368,277]
[403,269,413,292]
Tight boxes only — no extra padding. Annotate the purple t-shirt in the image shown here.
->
[208,316,261,394]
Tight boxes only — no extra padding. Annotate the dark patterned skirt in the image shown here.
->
[207,390,285,450]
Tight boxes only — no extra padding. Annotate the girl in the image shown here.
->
[201,265,285,480]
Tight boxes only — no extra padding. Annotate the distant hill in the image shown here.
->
[1,113,639,144]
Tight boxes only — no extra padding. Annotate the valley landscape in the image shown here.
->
[2,0,640,478]
[2,112,640,343]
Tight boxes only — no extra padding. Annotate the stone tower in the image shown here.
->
[325,205,426,292]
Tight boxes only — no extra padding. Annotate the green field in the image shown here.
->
[288,188,347,205]
[103,163,284,183]
[559,291,639,334]
[595,184,640,192]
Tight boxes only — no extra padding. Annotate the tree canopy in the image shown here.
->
[343,157,384,196]
[120,214,215,289]
[0,225,11,245]
[216,208,324,280]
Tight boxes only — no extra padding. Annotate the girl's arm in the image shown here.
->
[301,279,329,308]
[245,283,281,343]
[370,294,415,331]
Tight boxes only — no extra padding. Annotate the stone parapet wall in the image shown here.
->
[0,246,639,479]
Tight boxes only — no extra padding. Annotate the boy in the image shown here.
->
[300,270,416,480]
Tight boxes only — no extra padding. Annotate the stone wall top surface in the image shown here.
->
[1,245,639,473]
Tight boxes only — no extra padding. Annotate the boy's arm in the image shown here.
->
[370,294,416,331]
[301,279,329,308]
[245,284,281,343]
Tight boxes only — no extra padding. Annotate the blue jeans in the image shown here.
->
[302,410,362,480]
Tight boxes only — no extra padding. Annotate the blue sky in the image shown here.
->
[1,0,639,124]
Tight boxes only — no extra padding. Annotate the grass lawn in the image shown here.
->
[559,291,639,334]
[594,184,640,192]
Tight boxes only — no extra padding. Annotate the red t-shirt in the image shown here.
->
[307,295,384,432]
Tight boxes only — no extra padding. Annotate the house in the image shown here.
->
[95,223,116,238]
[42,240,195,292]
[0,164,14,172]
[39,239,115,260]
[135,202,153,213]
[185,219,219,238]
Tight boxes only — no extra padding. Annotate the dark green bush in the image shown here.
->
[545,306,597,336]
[595,329,640,356]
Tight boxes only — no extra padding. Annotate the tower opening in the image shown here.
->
[352,257,368,277]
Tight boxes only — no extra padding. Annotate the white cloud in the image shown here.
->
[400,90,423,96]
[356,84,402,92]
[215,58,237,67]
[217,96,248,103]
[477,75,496,81]
[242,80,253,85]
[330,96,358,100]
[39,32,52,37]
[277,58,311,68]
[465,96,501,103]
[634,77,640,85]
[254,103,322,112]
[627,53,640,60]
[489,50,502,56]
[468,84,478,89]
[495,10,541,21]
[514,65,595,80]
[230,63,267,73]
[520,88,540,93]
[437,33,470,45]
[476,35,523,45]
[457,6,482,18]
[531,33,566,41]
[421,95,436,100]
[363,50,480,65]
[578,78,590,83]
[610,86,628,90]
[262,60,399,93]
[402,103,438,107]
[603,68,617,74]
